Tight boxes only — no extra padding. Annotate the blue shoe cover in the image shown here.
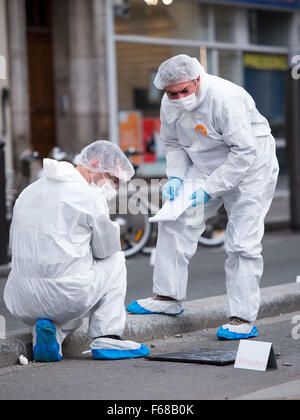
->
[216,325,258,340]
[33,319,62,362]
[126,300,184,316]
[92,344,150,360]
[127,301,154,315]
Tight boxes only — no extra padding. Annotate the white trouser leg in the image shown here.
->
[88,251,127,339]
[153,194,223,301]
[57,319,83,343]
[223,172,278,322]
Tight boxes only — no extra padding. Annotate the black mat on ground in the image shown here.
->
[146,349,237,366]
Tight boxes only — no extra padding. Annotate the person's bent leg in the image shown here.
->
[217,189,275,340]
[153,214,205,301]
[88,252,150,359]
[58,318,83,342]
[127,214,204,316]
[88,252,127,339]
[127,194,223,316]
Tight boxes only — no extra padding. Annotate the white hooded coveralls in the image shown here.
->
[153,63,279,322]
[4,159,127,339]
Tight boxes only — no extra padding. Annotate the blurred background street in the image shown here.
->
[1,0,299,270]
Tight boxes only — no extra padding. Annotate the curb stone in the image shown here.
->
[0,282,299,368]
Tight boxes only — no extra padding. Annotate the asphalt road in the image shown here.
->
[0,312,299,400]
[126,229,300,304]
[1,230,300,333]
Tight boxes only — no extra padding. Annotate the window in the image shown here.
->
[26,0,51,30]
[249,9,291,46]
[214,5,235,43]
[115,0,209,41]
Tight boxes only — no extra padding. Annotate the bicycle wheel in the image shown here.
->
[111,213,152,258]
[198,206,227,247]
[198,229,226,247]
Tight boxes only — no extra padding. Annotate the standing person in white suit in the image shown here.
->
[127,55,279,340]
[4,141,150,362]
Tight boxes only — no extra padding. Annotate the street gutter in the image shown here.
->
[0,282,299,368]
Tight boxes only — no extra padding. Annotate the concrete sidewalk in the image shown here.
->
[235,379,300,400]
[0,282,299,369]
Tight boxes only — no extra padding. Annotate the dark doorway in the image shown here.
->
[244,66,287,174]
[26,0,56,157]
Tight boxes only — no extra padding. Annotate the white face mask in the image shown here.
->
[101,181,118,202]
[91,179,118,202]
[169,92,199,112]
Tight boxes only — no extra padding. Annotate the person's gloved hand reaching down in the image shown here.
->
[189,187,211,208]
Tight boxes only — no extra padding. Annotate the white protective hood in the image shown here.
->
[43,158,87,184]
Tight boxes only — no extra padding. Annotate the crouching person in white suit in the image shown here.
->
[4,141,150,362]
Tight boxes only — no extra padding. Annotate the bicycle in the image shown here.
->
[198,206,227,247]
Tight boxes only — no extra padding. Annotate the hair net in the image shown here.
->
[75,140,135,183]
[154,54,202,90]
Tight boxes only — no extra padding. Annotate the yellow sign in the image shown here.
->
[244,53,287,71]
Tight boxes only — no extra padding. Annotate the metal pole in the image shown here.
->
[286,66,300,231]
[0,139,8,264]
[106,0,119,145]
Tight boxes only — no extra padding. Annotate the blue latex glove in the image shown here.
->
[189,187,211,208]
[162,177,183,201]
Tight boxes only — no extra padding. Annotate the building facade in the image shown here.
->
[1,0,300,182]
[0,0,12,173]
[112,0,300,177]
[4,0,109,168]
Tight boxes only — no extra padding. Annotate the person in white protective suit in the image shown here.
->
[4,140,150,362]
[127,54,279,340]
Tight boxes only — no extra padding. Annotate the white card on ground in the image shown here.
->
[149,180,203,223]
[234,340,276,372]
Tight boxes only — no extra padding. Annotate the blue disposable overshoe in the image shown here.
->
[126,300,184,316]
[92,344,150,360]
[33,319,62,362]
[216,325,258,340]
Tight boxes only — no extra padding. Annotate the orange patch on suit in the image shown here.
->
[195,125,207,136]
